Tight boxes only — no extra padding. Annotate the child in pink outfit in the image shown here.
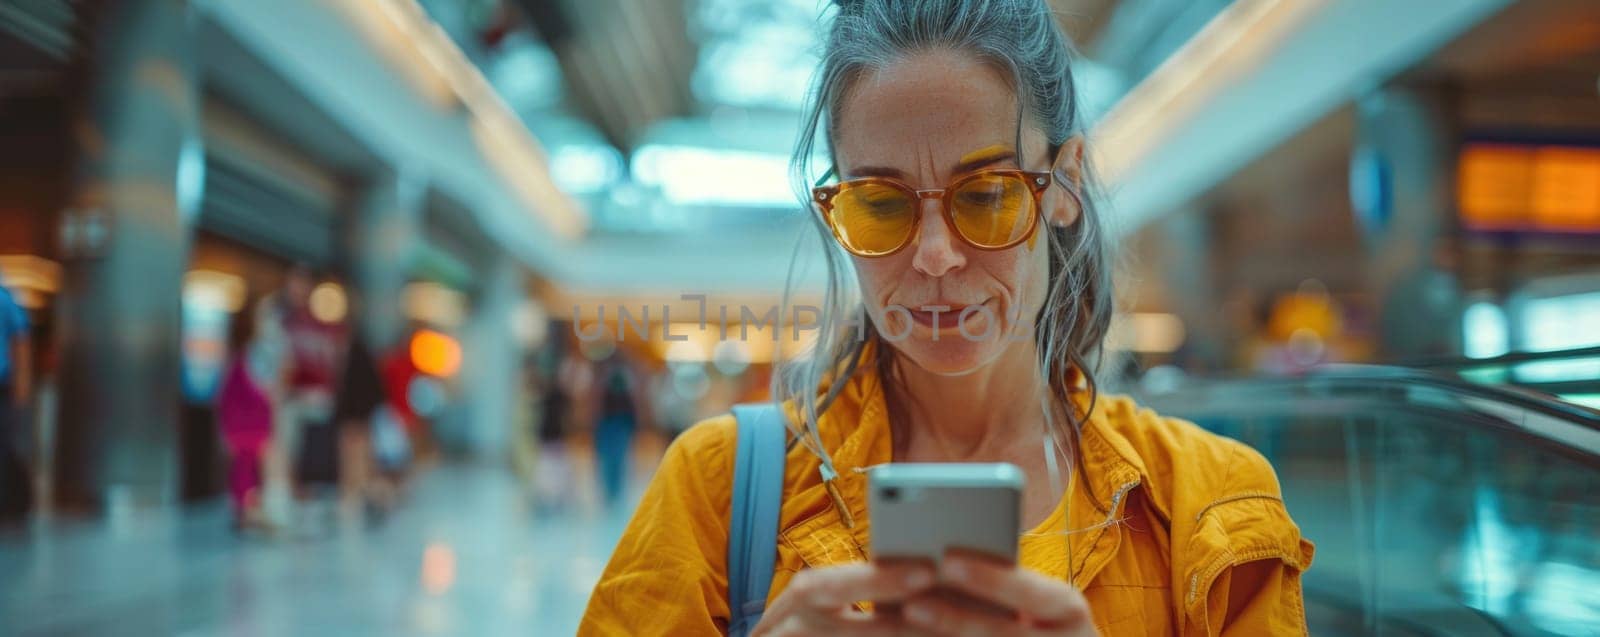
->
[218,355,272,521]
[216,298,287,529]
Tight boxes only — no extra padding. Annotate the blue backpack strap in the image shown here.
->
[727,402,789,636]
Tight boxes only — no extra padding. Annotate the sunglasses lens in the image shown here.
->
[951,173,1036,247]
[829,181,916,255]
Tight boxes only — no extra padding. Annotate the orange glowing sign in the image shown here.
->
[1531,148,1600,230]
[1459,143,1600,233]
[410,329,462,377]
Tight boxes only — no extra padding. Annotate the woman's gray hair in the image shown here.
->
[775,0,1116,478]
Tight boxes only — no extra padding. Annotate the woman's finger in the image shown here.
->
[935,553,1091,626]
[798,608,914,637]
[901,594,1020,637]
[792,562,936,610]
[761,561,936,626]
[759,599,914,637]
[756,562,935,636]
[902,592,1101,637]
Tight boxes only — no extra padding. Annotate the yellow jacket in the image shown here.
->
[581,361,1314,635]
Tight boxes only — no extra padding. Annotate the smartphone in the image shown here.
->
[867,462,1023,566]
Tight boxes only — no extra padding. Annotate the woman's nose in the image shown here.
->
[910,198,966,277]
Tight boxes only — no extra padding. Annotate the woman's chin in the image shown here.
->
[892,333,1007,376]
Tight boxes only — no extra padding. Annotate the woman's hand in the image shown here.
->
[901,554,1098,637]
[751,561,936,636]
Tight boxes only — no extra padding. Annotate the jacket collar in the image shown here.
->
[808,345,1153,522]
[1069,383,1149,515]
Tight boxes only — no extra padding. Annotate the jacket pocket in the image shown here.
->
[781,506,868,569]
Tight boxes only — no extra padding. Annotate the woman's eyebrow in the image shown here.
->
[954,145,1016,173]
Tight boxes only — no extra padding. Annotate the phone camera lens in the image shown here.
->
[882,487,900,501]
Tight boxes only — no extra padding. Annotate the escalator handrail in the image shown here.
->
[1318,364,1600,422]
[1147,363,1600,423]
[1135,364,1600,458]
[1398,345,1600,370]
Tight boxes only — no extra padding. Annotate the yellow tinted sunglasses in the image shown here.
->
[811,168,1053,258]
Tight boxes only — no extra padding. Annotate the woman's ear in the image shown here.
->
[1046,135,1085,228]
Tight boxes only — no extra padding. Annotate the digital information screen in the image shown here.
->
[1458,142,1600,234]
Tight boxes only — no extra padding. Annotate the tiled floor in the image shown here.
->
[4,434,1595,636]
[0,463,634,636]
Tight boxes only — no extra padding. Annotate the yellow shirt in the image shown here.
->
[581,362,1314,635]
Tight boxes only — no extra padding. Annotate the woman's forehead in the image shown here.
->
[831,116,1042,178]
[832,52,1040,172]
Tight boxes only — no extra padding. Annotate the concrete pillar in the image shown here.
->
[53,0,202,511]
[347,169,425,350]
[456,256,522,455]
[1356,84,1464,360]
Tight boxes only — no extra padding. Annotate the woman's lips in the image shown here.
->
[902,302,989,331]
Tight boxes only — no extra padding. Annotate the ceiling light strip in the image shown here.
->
[1092,0,1329,184]
[349,0,589,240]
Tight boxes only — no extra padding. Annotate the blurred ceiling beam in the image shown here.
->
[1093,0,1513,236]
[518,0,695,149]
[196,22,376,173]
[0,0,77,63]
[0,0,87,97]
[1090,0,1237,77]
[202,0,586,276]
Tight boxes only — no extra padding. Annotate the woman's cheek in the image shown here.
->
[994,242,1049,331]
[852,264,895,326]
[854,257,904,306]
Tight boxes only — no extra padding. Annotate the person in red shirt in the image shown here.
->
[278,266,345,489]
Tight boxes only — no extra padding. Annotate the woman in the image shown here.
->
[217,298,287,531]
[582,0,1313,634]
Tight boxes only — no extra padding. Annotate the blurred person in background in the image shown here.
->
[374,331,422,498]
[532,347,585,512]
[583,0,1312,634]
[508,354,543,499]
[0,279,32,523]
[278,266,344,496]
[217,298,288,532]
[366,398,410,509]
[511,344,561,508]
[592,355,639,507]
[332,322,387,516]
